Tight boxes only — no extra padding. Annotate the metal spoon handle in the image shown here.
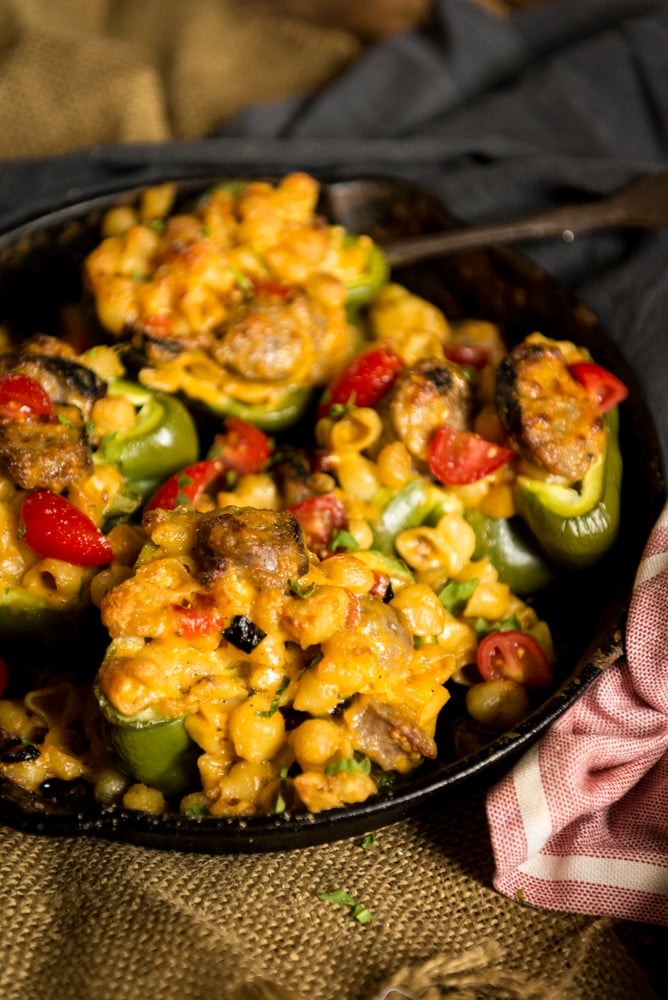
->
[382,170,668,267]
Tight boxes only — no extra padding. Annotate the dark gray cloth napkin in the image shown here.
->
[0,0,666,466]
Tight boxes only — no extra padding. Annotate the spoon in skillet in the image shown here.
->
[381,169,668,267]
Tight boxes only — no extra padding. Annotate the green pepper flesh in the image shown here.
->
[101,379,199,497]
[514,408,622,569]
[96,689,199,797]
[464,510,556,595]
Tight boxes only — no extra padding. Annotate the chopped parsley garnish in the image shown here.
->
[184,804,206,817]
[326,400,356,421]
[257,676,289,718]
[325,755,371,776]
[437,578,478,615]
[329,529,359,553]
[176,472,194,506]
[228,265,252,290]
[288,578,317,599]
[360,833,375,851]
[274,766,289,814]
[317,889,373,925]
[474,613,523,640]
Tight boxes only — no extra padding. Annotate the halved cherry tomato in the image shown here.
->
[0,374,55,421]
[428,426,515,486]
[20,489,113,567]
[145,459,223,512]
[208,416,271,475]
[443,344,490,369]
[568,361,628,413]
[318,347,403,418]
[288,494,347,555]
[146,417,271,511]
[0,656,7,697]
[477,630,553,688]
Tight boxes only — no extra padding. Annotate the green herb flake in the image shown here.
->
[318,889,373,925]
[352,903,374,925]
[257,676,290,718]
[438,578,478,615]
[175,472,194,506]
[327,401,356,422]
[228,265,252,290]
[184,804,206,817]
[325,755,371,777]
[17,523,26,540]
[274,766,289,815]
[474,613,523,640]
[288,578,317,599]
[329,529,360,553]
[360,833,375,851]
[148,218,166,233]
[56,413,72,426]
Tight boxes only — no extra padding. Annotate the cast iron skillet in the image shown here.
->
[0,175,664,853]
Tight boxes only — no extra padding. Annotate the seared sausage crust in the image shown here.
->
[377,358,471,464]
[0,416,92,492]
[195,505,309,588]
[495,339,605,482]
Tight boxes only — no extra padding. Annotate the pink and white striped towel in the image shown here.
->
[487,502,668,926]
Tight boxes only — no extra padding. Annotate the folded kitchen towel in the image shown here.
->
[487,502,668,926]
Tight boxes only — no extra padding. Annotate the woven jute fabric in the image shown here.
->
[0,789,656,1000]
[0,0,360,158]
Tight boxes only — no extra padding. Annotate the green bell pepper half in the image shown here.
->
[514,407,622,569]
[342,237,390,313]
[0,587,75,640]
[99,379,199,498]
[96,687,200,798]
[371,478,439,555]
[199,384,313,432]
[464,510,556,595]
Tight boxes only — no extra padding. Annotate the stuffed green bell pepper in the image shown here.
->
[495,334,627,571]
[464,509,556,594]
[84,172,388,433]
[97,378,199,498]
[95,687,200,797]
[514,407,622,569]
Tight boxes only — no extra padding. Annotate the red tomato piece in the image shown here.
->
[0,374,55,421]
[443,343,490,369]
[209,416,271,475]
[20,490,113,567]
[0,656,7,697]
[568,361,629,413]
[428,426,515,486]
[173,601,223,638]
[318,348,403,418]
[288,494,347,555]
[477,630,553,688]
[145,459,223,512]
[252,279,294,299]
[142,314,174,339]
[369,571,391,601]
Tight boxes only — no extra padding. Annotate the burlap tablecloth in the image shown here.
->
[0,2,665,997]
[1,789,658,1000]
[0,0,360,158]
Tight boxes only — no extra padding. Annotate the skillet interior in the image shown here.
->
[0,174,664,852]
